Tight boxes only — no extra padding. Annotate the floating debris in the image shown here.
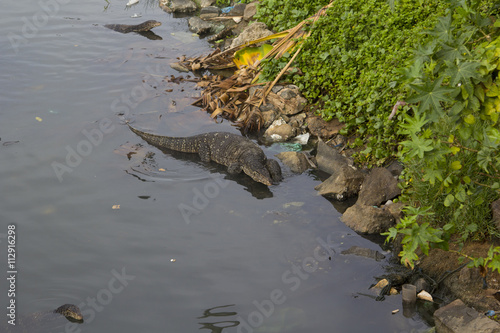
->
[126,0,139,7]
[417,290,433,302]
[392,309,399,315]
[112,205,121,210]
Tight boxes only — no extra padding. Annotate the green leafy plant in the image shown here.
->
[387,0,500,268]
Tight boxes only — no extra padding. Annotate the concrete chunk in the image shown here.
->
[434,299,500,333]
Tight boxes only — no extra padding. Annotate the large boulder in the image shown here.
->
[315,140,351,175]
[160,0,197,13]
[358,167,401,206]
[230,22,274,48]
[341,204,395,234]
[315,165,365,201]
[434,299,500,333]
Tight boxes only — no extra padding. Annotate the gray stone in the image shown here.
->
[341,246,385,261]
[306,115,345,139]
[315,165,365,200]
[492,199,500,231]
[200,0,215,7]
[230,22,274,48]
[200,6,221,19]
[188,17,214,34]
[160,0,197,13]
[243,2,257,21]
[265,88,306,116]
[358,167,401,207]
[276,152,310,174]
[384,201,405,222]
[386,160,404,177]
[279,88,298,100]
[260,109,278,128]
[341,204,395,234]
[264,118,294,142]
[316,140,350,174]
[413,278,430,293]
[229,3,246,16]
[434,299,500,333]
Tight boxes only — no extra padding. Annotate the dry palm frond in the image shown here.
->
[188,1,335,132]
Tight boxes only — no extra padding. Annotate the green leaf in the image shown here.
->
[408,76,458,117]
[444,61,481,87]
[427,15,453,43]
[444,194,455,206]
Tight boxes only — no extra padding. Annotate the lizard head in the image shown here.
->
[241,156,282,186]
[241,158,273,186]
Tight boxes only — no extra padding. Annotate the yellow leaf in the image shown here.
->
[464,114,475,124]
[233,44,273,68]
[450,146,460,155]
[451,161,462,170]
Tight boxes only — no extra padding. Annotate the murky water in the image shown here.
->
[0,1,431,332]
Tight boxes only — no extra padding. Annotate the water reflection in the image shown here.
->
[198,304,239,333]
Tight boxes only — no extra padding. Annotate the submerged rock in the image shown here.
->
[341,246,386,261]
[188,17,216,34]
[275,151,310,174]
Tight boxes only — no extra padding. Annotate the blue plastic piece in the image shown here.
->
[221,6,234,13]
[485,310,496,316]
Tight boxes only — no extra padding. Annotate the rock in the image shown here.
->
[341,204,395,234]
[200,0,215,7]
[200,6,221,19]
[314,165,365,200]
[229,3,246,16]
[230,22,274,48]
[261,109,278,128]
[341,246,386,261]
[384,201,405,222]
[243,2,257,21]
[434,299,500,333]
[279,87,297,100]
[386,160,404,177]
[316,140,350,174]
[275,152,310,174]
[262,86,307,116]
[358,167,401,206]
[188,17,215,34]
[492,199,500,231]
[306,115,344,139]
[289,113,306,129]
[160,0,197,13]
[170,62,190,72]
[413,277,430,293]
[264,118,294,142]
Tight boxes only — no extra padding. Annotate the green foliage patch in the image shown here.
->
[257,0,448,164]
